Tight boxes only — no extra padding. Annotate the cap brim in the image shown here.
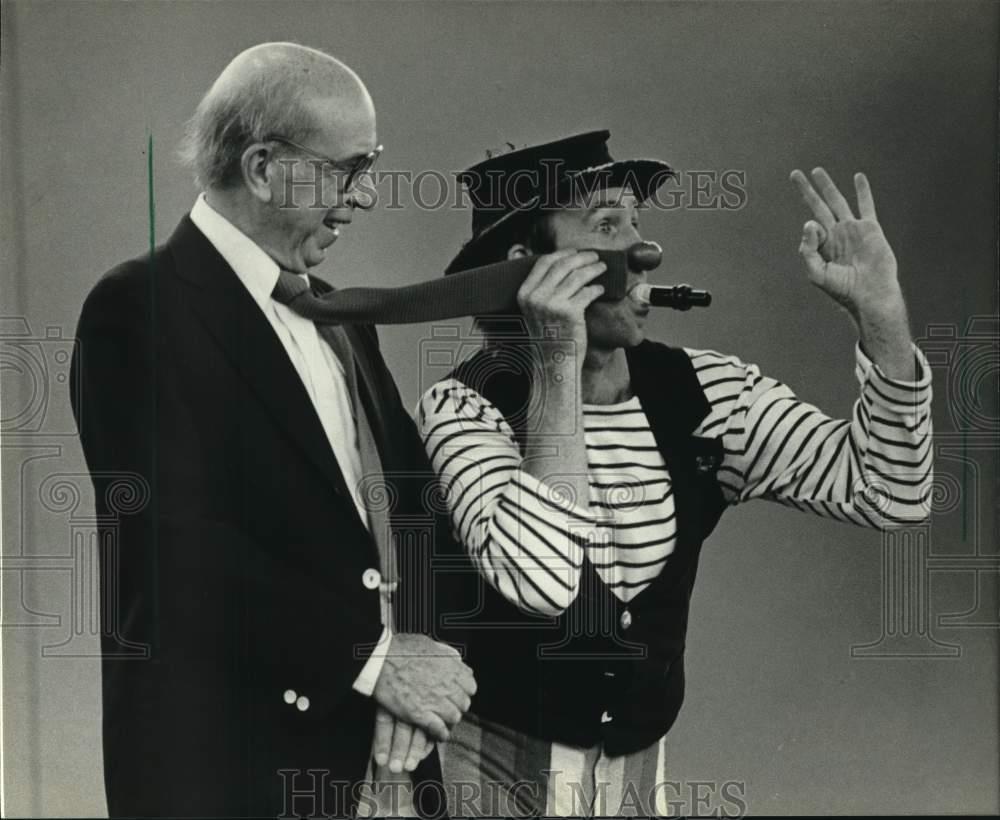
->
[445,158,673,275]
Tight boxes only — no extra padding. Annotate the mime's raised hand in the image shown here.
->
[790,167,916,381]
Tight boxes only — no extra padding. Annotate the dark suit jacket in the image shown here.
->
[71,214,450,818]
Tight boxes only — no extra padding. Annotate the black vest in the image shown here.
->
[439,339,728,755]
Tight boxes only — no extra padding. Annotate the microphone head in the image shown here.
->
[627,241,662,273]
[630,283,653,307]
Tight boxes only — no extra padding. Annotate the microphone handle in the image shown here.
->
[645,285,713,311]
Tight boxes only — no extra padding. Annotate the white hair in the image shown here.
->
[177,42,365,190]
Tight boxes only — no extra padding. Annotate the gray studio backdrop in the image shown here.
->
[2,1,997,816]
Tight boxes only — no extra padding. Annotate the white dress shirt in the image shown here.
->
[190,194,390,696]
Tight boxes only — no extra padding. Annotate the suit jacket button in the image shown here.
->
[620,609,632,630]
[283,689,297,705]
[296,695,310,712]
[601,710,613,724]
[362,568,381,590]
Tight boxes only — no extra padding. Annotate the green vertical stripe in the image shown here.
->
[146,131,159,652]
[147,132,155,253]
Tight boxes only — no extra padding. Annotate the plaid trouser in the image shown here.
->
[437,711,670,818]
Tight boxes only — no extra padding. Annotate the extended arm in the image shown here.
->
[690,168,933,525]
[690,345,932,525]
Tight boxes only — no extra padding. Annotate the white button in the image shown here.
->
[296,695,310,712]
[601,711,613,724]
[362,568,381,590]
[283,689,297,705]
[620,610,632,630]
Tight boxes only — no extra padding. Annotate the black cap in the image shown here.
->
[446,130,673,274]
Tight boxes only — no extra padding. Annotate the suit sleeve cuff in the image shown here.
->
[351,625,392,697]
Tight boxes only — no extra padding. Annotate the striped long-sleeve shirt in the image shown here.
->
[416,344,933,616]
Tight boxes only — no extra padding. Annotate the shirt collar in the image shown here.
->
[189,194,308,310]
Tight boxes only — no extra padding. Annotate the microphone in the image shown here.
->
[630,283,713,311]
[620,241,713,311]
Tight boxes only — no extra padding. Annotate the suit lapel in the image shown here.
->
[309,278,393,461]
[166,216,362,519]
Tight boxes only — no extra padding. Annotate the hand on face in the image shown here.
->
[584,269,650,350]
[515,188,651,354]
[516,249,608,353]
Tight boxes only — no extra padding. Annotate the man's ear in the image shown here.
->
[507,243,530,260]
[240,143,275,203]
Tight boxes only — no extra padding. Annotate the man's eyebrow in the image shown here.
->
[584,196,639,215]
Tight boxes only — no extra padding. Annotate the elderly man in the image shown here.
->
[71,42,473,818]
[416,132,933,816]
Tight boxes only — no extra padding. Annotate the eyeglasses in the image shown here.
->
[265,135,382,192]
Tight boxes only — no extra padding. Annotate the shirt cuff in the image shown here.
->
[351,625,392,698]
[854,342,933,417]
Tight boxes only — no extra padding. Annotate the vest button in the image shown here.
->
[695,454,719,474]
[600,710,613,724]
[620,609,632,630]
